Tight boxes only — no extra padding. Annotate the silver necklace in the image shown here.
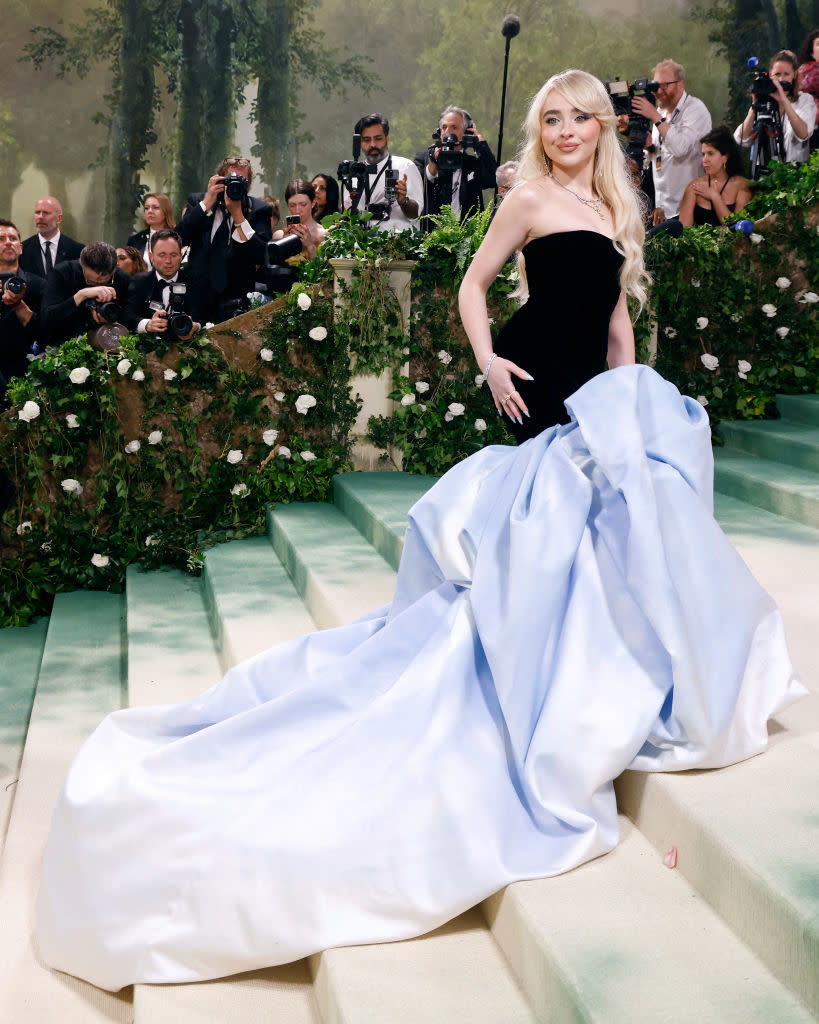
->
[548,171,605,219]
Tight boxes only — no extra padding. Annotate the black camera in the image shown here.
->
[84,297,122,323]
[428,127,479,172]
[219,172,249,202]
[605,77,659,164]
[338,134,369,213]
[0,273,26,295]
[384,168,400,207]
[750,68,793,100]
[746,57,788,176]
[148,283,193,339]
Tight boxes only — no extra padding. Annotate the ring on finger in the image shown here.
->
[501,392,514,405]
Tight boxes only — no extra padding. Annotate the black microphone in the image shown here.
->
[501,14,520,39]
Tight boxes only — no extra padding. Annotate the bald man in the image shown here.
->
[19,196,84,278]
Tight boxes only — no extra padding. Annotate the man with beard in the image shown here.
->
[340,114,423,232]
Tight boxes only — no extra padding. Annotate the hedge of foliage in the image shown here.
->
[1,162,817,628]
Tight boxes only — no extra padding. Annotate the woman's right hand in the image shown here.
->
[486,356,533,424]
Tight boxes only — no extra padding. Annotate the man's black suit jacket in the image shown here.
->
[124,267,204,335]
[0,269,43,387]
[423,141,498,222]
[126,228,151,252]
[19,233,84,278]
[176,195,273,319]
[41,261,132,347]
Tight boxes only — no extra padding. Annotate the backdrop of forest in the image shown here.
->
[2,0,818,242]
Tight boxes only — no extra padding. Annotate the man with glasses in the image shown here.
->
[41,242,132,348]
[631,60,712,226]
[0,219,43,393]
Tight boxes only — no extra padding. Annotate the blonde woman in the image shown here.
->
[127,193,176,265]
[460,68,648,440]
[38,71,802,992]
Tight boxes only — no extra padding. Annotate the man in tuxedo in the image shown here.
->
[0,219,43,394]
[19,196,84,278]
[423,106,497,222]
[124,229,202,342]
[41,242,131,348]
[176,156,273,323]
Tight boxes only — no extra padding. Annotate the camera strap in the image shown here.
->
[364,157,392,205]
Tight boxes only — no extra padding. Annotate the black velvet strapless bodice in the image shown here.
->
[494,230,624,442]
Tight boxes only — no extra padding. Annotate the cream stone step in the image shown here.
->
[0,592,131,1023]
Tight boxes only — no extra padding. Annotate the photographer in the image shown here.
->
[735,51,816,165]
[41,242,131,349]
[424,106,497,221]
[176,156,274,323]
[339,114,423,232]
[630,60,712,225]
[0,219,43,393]
[124,230,202,344]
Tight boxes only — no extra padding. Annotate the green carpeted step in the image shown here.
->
[333,471,437,570]
[0,591,131,1023]
[268,502,397,629]
[0,617,47,856]
[485,815,815,1023]
[713,449,819,528]
[777,394,819,427]
[201,534,316,671]
[718,420,819,473]
[126,564,223,706]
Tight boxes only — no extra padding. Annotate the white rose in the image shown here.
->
[296,292,312,310]
[231,483,249,497]
[414,428,428,439]
[415,381,430,393]
[419,404,426,412]
[18,400,41,422]
[61,478,83,495]
[738,371,748,380]
[226,449,243,464]
[696,395,709,407]
[691,279,701,288]
[16,521,32,535]
[775,277,791,289]
[448,402,465,417]
[145,535,159,547]
[163,368,177,380]
[295,394,317,415]
[696,317,709,330]
[474,418,487,431]
[761,303,777,317]
[65,413,80,428]
[437,350,452,364]
[132,368,145,381]
[41,541,52,552]
[750,233,763,244]
[776,326,790,338]
[800,291,819,303]
[474,374,485,386]
[402,346,410,355]
[147,430,163,445]
[300,451,317,462]
[730,314,741,323]
[700,353,719,371]
[737,360,752,374]
[274,391,285,401]
[69,366,90,384]
[91,553,109,568]
[444,412,453,422]
[259,348,274,362]
[278,445,291,459]
[309,326,328,341]
[116,358,132,375]
[400,394,415,406]
[204,322,214,329]
[663,327,677,338]
[124,440,141,453]
[262,428,279,445]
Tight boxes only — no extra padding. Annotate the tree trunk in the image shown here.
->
[202,1,237,173]
[758,0,781,54]
[254,0,294,200]
[784,0,804,52]
[172,0,205,211]
[103,0,156,242]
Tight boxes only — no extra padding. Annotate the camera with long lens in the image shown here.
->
[256,235,302,297]
[219,172,249,202]
[338,134,368,214]
[0,273,26,295]
[427,127,480,172]
[148,283,193,339]
[746,57,788,176]
[605,77,659,164]
[83,297,122,324]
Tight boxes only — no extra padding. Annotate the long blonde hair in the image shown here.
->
[516,69,649,309]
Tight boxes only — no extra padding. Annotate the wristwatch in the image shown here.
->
[655,117,667,128]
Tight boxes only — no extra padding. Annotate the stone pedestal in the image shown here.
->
[329,259,415,471]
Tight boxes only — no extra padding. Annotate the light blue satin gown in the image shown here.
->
[37,234,804,991]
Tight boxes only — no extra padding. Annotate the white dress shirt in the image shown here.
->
[734,90,816,164]
[341,153,423,232]
[649,91,713,217]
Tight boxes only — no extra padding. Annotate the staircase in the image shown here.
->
[0,397,817,1023]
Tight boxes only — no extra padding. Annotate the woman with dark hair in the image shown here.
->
[797,29,819,149]
[116,246,148,276]
[679,126,751,227]
[311,173,340,220]
[271,179,327,259]
[127,193,176,264]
